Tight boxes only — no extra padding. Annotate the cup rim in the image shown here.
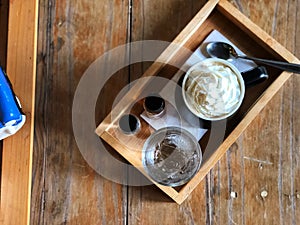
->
[181,58,245,121]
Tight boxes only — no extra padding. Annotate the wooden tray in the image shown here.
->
[96,0,300,204]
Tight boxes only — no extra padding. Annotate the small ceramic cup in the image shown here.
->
[118,114,141,135]
[143,94,166,119]
[182,58,246,121]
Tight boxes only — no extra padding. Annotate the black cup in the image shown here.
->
[118,114,141,135]
[143,94,166,118]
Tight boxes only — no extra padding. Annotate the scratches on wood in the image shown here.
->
[243,156,273,165]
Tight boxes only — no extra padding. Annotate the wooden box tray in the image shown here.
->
[96,0,300,204]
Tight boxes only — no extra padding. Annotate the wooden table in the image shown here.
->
[2,0,300,224]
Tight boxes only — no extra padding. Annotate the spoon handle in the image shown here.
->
[238,55,300,73]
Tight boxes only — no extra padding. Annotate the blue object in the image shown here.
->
[0,67,26,139]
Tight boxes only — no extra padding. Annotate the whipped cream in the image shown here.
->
[184,61,242,119]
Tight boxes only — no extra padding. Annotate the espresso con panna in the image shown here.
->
[183,59,244,120]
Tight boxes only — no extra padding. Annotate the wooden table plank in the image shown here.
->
[0,0,8,68]
[128,1,209,224]
[0,0,8,193]
[214,1,300,224]
[232,1,300,224]
[0,0,39,225]
[31,0,130,224]
[292,75,300,224]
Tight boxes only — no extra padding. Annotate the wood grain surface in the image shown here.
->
[0,0,8,68]
[0,0,38,225]
[0,0,8,192]
[31,0,300,224]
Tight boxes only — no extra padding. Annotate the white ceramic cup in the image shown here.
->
[182,58,245,121]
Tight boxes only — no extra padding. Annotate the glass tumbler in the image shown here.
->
[142,126,202,186]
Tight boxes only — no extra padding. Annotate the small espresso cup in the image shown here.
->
[143,94,166,119]
[182,58,252,121]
